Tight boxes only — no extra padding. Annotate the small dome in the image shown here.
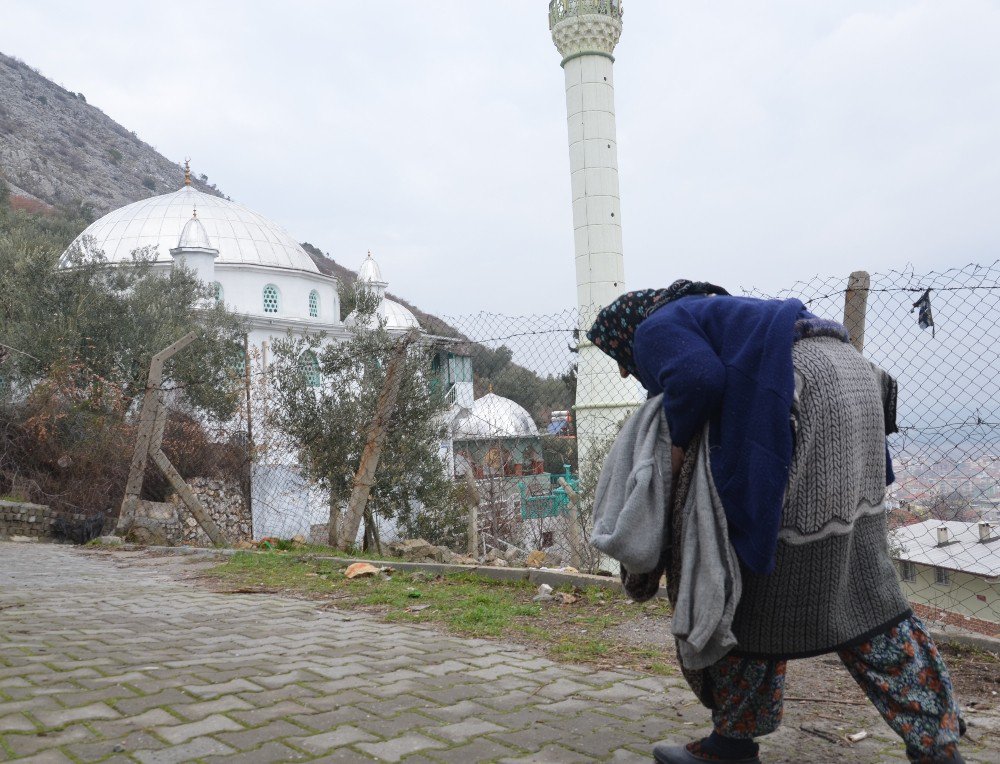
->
[176,212,214,250]
[454,393,539,440]
[357,251,383,283]
[345,298,420,331]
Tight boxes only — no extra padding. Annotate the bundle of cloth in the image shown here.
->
[591,396,740,671]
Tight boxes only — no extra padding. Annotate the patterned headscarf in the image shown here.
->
[586,280,729,376]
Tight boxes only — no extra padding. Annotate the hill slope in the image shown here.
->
[0,50,573,434]
[0,51,220,215]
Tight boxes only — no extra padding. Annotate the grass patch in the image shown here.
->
[204,552,675,674]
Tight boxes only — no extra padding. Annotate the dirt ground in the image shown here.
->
[611,607,1000,714]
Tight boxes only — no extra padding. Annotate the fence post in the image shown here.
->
[557,476,584,570]
[117,331,197,536]
[844,270,870,354]
[464,469,480,558]
[117,331,228,547]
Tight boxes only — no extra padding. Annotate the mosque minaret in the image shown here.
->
[549,0,640,455]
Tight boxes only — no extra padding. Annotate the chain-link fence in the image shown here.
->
[2,261,998,634]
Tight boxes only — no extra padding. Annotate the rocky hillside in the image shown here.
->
[0,51,220,215]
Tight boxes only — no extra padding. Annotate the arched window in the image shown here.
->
[299,350,321,387]
[308,290,320,318]
[213,282,224,302]
[263,284,279,314]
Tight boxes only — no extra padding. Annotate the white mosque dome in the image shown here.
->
[454,393,539,440]
[345,298,420,331]
[62,185,319,274]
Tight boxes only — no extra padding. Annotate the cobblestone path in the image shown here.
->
[0,543,995,763]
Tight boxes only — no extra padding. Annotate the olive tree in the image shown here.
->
[269,289,460,551]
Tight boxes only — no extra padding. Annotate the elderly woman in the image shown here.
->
[588,282,965,764]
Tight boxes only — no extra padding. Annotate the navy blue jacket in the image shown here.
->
[633,295,809,575]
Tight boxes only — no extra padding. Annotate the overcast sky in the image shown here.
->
[2,1,998,317]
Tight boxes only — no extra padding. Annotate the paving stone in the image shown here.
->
[34,701,120,728]
[9,751,76,764]
[355,733,448,762]
[292,724,379,753]
[498,744,598,763]
[229,699,314,727]
[112,688,195,716]
[152,713,244,744]
[289,704,374,731]
[355,711,440,738]
[490,722,568,752]
[420,699,494,722]
[215,719,310,750]
[427,737,521,763]
[5,724,95,757]
[65,731,167,763]
[133,735,236,764]
[202,741,310,762]
[429,717,507,741]
[182,677,264,699]
[90,708,178,737]
[0,712,36,732]
[171,693,254,720]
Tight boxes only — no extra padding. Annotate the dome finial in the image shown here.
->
[184,158,192,186]
[192,204,198,219]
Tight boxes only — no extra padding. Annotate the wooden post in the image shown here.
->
[464,469,480,558]
[338,330,420,549]
[843,270,870,354]
[557,476,583,570]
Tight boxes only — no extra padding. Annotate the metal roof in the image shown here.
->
[891,520,1000,578]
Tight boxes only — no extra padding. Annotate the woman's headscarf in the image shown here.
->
[586,280,729,376]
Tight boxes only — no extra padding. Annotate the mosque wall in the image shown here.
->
[215,264,339,324]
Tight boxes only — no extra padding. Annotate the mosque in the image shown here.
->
[63,165,422,350]
[61,167,545,541]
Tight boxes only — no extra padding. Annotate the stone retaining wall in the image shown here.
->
[0,500,98,541]
[0,500,54,538]
[170,478,251,546]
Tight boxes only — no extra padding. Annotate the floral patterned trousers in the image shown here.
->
[706,616,964,763]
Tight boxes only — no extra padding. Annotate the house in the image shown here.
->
[891,520,1000,627]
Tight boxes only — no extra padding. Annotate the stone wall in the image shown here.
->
[170,478,252,546]
[0,500,100,541]
[0,500,55,538]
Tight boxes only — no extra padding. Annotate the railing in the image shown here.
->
[549,0,624,29]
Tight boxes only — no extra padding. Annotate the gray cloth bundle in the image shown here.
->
[590,396,741,669]
[590,395,672,575]
[671,429,742,670]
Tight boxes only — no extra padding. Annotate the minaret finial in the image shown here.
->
[184,158,192,186]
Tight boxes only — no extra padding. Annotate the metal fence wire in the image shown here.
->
[2,261,998,636]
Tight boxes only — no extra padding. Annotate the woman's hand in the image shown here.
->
[671,445,685,480]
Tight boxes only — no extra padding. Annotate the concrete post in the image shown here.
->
[844,270,870,354]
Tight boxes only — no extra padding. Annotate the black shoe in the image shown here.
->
[653,742,761,764]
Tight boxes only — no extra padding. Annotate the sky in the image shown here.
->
[2,0,999,318]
